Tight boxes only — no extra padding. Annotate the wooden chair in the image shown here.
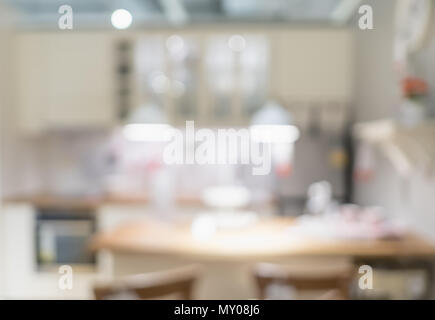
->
[94,265,201,300]
[253,262,354,300]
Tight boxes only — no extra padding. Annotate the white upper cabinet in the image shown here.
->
[276,29,354,102]
[131,29,353,127]
[13,29,353,133]
[14,33,51,134]
[14,32,116,134]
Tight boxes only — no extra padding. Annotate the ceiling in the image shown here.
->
[4,0,360,28]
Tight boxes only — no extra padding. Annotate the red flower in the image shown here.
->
[401,77,428,98]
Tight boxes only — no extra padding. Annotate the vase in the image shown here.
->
[399,98,426,126]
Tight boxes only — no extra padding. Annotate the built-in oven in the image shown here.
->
[36,208,96,271]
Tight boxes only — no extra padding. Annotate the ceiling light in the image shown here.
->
[123,124,172,142]
[111,9,132,30]
[250,101,300,144]
[250,125,300,144]
[123,103,172,142]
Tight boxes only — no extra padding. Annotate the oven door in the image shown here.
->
[36,211,96,270]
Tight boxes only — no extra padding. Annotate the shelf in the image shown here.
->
[354,119,435,176]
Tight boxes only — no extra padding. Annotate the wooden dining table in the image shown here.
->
[91,216,435,299]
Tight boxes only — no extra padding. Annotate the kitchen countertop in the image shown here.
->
[2,193,205,211]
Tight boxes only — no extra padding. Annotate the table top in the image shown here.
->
[90,217,435,261]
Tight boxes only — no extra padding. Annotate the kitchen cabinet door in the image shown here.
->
[1,204,36,297]
[278,29,353,102]
[14,34,52,134]
[203,32,270,126]
[46,33,116,129]
[14,32,116,134]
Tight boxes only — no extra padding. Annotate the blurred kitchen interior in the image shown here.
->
[1,0,435,300]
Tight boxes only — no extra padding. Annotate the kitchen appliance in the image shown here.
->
[36,209,96,271]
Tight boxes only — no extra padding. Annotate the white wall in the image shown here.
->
[0,3,46,297]
[0,2,13,298]
[409,4,435,117]
[352,0,396,121]
[352,0,435,241]
[0,19,45,198]
[0,3,12,298]
[355,149,435,241]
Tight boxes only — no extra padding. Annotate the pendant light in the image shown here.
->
[123,103,172,142]
[250,100,300,143]
[250,100,300,177]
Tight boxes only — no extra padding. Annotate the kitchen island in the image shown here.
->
[91,216,435,299]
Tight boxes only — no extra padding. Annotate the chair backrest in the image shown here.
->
[253,263,354,300]
[94,265,201,300]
